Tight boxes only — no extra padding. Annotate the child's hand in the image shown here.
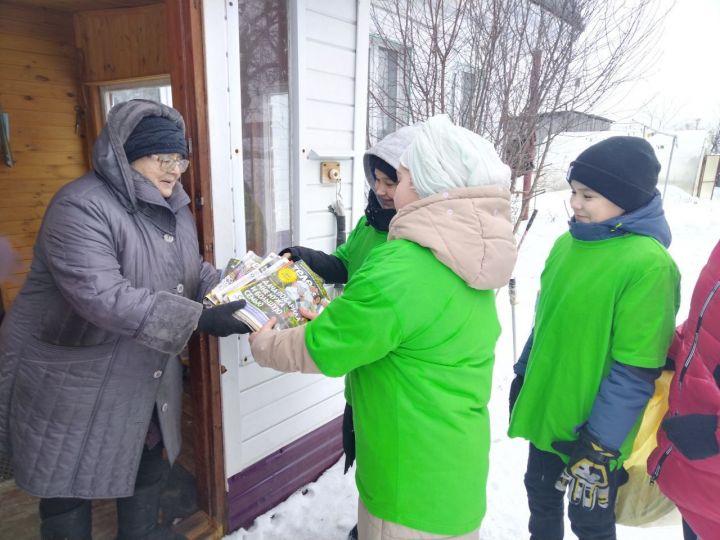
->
[299,300,329,321]
[249,317,277,344]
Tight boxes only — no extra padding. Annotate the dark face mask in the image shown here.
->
[364,190,396,232]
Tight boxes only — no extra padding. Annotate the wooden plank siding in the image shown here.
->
[0,2,87,311]
[300,0,359,258]
[73,3,168,83]
[7,0,155,12]
[72,3,168,157]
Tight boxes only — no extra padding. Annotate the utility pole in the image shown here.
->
[521,0,585,221]
[521,48,542,221]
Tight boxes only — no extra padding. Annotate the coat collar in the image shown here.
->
[568,192,672,248]
[388,185,517,290]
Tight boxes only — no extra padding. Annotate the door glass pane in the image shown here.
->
[238,0,292,255]
[100,79,173,118]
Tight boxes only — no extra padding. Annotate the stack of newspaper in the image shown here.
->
[206,251,329,331]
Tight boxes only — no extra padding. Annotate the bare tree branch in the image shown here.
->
[368,0,668,227]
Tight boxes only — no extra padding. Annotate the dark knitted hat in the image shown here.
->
[567,136,660,212]
[124,115,188,163]
[368,155,398,183]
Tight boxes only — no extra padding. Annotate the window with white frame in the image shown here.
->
[100,78,173,119]
[451,66,477,129]
[238,0,292,255]
[368,36,406,145]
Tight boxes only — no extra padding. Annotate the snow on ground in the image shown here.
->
[227,186,720,540]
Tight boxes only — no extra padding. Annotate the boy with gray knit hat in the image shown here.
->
[509,136,680,539]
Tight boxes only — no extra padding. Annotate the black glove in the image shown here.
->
[196,300,251,337]
[342,403,356,474]
[663,414,719,460]
[552,429,619,510]
[279,246,348,284]
[509,374,524,416]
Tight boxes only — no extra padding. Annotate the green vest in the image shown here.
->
[306,240,500,535]
[333,215,388,280]
[509,232,680,463]
[333,215,389,404]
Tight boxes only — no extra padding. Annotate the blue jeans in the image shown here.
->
[524,443,622,540]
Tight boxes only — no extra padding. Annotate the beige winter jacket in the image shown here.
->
[388,184,516,290]
[250,184,517,372]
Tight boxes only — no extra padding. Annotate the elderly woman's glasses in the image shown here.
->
[153,154,190,173]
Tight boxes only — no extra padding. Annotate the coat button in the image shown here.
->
[153,370,163,379]
[176,283,184,294]
[163,234,174,243]
[161,403,169,412]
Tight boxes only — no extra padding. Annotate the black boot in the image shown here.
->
[39,498,92,540]
[116,478,187,540]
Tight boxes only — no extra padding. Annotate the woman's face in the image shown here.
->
[393,166,420,209]
[374,169,397,209]
[130,153,185,199]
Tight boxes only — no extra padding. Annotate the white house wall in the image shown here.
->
[302,0,367,254]
[203,0,369,480]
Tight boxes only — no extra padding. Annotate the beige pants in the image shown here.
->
[357,499,480,540]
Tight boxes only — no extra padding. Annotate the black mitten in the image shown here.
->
[509,374,524,416]
[279,246,348,284]
[663,414,719,460]
[196,300,251,336]
[342,403,356,473]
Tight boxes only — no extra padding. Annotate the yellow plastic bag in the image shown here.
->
[615,371,676,526]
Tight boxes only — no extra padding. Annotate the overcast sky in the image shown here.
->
[592,0,719,130]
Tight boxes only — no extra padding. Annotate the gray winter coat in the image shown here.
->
[0,100,218,498]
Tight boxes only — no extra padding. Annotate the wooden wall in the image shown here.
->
[73,3,168,152]
[0,3,88,310]
[74,3,167,83]
[0,2,168,311]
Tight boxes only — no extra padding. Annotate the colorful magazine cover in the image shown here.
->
[206,251,268,305]
[207,253,329,331]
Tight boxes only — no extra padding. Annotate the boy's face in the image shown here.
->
[374,169,397,209]
[569,180,624,224]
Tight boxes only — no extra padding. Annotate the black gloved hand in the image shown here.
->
[342,403,356,474]
[196,300,251,337]
[509,374,524,416]
[279,246,301,260]
[663,414,719,460]
[552,429,619,510]
[279,246,348,284]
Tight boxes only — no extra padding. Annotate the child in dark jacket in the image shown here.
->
[508,136,680,539]
[648,239,720,540]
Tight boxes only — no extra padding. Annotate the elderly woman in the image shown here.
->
[250,114,517,539]
[0,99,247,539]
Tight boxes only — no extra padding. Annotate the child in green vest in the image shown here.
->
[508,136,680,539]
[280,125,419,540]
[251,114,517,538]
